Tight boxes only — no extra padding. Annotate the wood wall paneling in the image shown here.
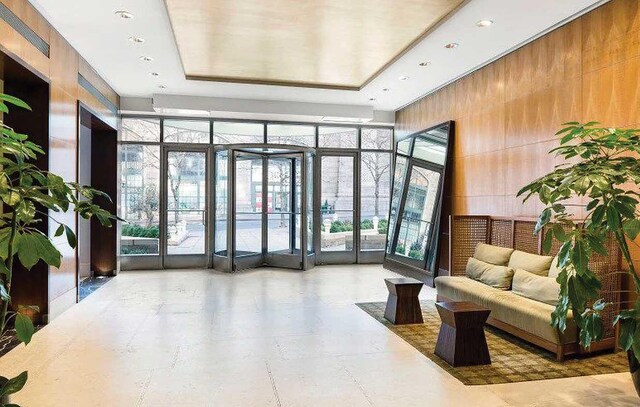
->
[0,0,120,320]
[395,0,639,277]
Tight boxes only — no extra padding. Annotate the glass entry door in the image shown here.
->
[162,147,209,268]
[387,161,443,269]
[265,154,304,268]
[318,153,357,264]
[233,152,264,270]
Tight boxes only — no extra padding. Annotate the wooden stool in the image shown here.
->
[384,278,424,324]
[434,301,491,367]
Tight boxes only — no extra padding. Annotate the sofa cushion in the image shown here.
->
[487,291,576,344]
[512,269,560,306]
[435,276,577,345]
[508,250,553,276]
[474,243,514,266]
[435,276,502,310]
[465,258,514,290]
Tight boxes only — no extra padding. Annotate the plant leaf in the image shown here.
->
[14,314,35,345]
[0,371,27,397]
[16,231,62,269]
[64,225,77,249]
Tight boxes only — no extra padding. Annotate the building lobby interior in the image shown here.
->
[0,0,639,406]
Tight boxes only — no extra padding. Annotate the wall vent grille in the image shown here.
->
[0,2,49,57]
[78,74,117,114]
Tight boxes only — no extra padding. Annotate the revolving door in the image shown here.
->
[213,145,315,272]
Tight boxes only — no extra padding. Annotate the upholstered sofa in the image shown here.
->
[436,215,621,361]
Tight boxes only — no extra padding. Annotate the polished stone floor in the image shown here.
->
[1,265,636,406]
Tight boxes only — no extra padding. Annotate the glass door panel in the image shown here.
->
[234,154,263,257]
[394,165,441,263]
[320,154,355,263]
[166,151,207,255]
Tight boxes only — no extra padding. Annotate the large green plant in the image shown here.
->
[518,122,640,356]
[0,93,117,405]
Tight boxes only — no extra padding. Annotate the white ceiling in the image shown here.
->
[30,0,605,112]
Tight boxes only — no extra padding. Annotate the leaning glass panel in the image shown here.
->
[386,155,408,253]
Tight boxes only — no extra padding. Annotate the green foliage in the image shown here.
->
[378,219,388,235]
[0,371,27,399]
[330,220,353,233]
[518,122,640,356]
[361,219,373,230]
[122,224,160,239]
[0,93,119,402]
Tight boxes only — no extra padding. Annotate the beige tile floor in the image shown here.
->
[1,265,637,406]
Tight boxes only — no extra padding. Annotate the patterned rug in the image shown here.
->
[356,300,629,385]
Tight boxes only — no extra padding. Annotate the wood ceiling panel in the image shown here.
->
[164,0,464,89]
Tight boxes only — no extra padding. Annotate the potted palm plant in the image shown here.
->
[0,93,118,405]
[518,122,640,396]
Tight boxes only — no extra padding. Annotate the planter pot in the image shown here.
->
[628,350,640,398]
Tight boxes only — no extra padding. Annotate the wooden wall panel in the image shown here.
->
[396,0,639,273]
[0,0,120,320]
[48,85,77,304]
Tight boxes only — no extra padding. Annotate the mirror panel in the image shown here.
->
[384,121,453,281]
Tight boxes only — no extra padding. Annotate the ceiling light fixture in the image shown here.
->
[398,75,409,81]
[419,61,431,67]
[128,36,145,44]
[476,19,494,27]
[445,42,459,49]
[369,97,376,101]
[150,72,160,76]
[382,88,390,92]
[158,85,167,89]
[115,10,134,19]
[140,56,154,62]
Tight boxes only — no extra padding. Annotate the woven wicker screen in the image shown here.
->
[450,215,623,341]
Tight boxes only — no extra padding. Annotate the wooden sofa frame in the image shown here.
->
[442,215,622,361]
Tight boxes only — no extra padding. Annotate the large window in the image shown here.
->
[214,122,264,144]
[121,118,160,142]
[318,127,357,148]
[164,120,210,143]
[360,152,391,251]
[118,116,394,263]
[267,124,315,146]
[120,144,160,255]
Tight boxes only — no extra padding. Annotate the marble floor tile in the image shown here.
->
[0,265,636,406]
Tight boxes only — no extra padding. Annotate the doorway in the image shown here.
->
[213,144,315,272]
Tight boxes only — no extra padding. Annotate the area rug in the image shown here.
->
[356,300,629,385]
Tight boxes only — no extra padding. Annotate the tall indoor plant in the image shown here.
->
[518,122,640,395]
[0,93,118,405]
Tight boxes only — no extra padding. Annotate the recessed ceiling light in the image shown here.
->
[398,75,409,81]
[419,61,431,67]
[128,36,145,44]
[140,56,154,62]
[444,42,459,49]
[382,88,390,92]
[150,72,160,77]
[115,10,134,19]
[158,85,167,89]
[369,97,376,101]
[476,19,494,27]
